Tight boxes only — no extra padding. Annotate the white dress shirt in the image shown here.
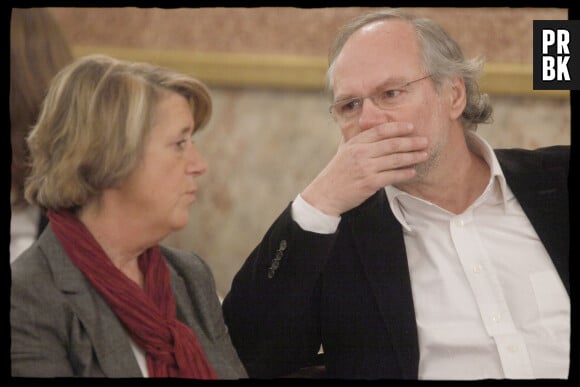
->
[291,132,570,379]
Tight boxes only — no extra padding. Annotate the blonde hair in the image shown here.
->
[10,8,73,207]
[25,54,212,211]
[326,8,492,131]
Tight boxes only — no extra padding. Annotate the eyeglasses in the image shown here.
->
[329,74,432,124]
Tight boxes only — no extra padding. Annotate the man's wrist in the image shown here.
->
[291,194,340,234]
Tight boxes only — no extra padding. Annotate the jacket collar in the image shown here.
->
[496,148,570,293]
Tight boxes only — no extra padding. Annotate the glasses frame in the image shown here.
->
[329,74,432,123]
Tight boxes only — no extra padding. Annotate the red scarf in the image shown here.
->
[47,210,217,379]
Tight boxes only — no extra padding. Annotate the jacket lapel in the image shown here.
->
[169,267,197,330]
[497,149,570,293]
[41,229,143,377]
[347,190,419,378]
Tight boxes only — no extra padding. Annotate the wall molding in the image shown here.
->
[73,46,569,99]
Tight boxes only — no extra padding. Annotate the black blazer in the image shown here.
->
[222,146,570,379]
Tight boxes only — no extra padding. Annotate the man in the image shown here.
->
[222,9,570,380]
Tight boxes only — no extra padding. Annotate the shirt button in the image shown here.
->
[492,313,502,323]
[472,264,483,273]
[507,344,519,353]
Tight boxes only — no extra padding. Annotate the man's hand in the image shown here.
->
[301,122,428,216]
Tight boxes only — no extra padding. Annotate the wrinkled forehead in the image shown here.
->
[338,20,422,71]
[332,20,424,95]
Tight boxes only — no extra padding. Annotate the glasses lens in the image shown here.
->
[332,99,359,122]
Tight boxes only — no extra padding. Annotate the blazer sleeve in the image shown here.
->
[222,202,338,377]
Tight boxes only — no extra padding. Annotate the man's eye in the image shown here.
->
[381,89,402,99]
[339,99,361,113]
[175,139,187,149]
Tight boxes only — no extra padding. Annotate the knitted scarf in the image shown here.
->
[47,210,217,379]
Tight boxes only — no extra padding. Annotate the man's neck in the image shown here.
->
[396,136,491,214]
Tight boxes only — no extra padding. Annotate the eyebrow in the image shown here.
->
[333,76,410,103]
[180,125,195,136]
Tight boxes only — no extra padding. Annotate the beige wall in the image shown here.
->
[49,7,567,61]
[45,7,571,297]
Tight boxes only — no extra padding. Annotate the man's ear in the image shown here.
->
[448,76,467,120]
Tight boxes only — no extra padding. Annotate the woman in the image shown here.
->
[10,54,247,379]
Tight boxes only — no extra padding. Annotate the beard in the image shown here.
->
[417,134,445,178]
[397,129,445,190]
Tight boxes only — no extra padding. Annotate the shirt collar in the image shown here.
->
[385,131,511,231]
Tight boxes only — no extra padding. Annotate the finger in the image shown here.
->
[353,122,415,144]
[373,167,419,186]
[371,150,429,172]
[368,136,428,158]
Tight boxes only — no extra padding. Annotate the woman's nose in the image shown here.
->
[187,143,207,176]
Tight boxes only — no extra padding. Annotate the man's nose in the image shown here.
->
[357,97,390,131]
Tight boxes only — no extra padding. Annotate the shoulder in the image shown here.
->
[160,245,216,295]
[160,245,212,276]
[11,237,54,287]
[495,145,570,172]
[160,245,223,319]
[495,145,569,162]
[11,226,79,286]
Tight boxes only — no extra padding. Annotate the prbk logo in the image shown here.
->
[533,20,579,90]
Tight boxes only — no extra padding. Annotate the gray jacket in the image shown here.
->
[11,227,247,379]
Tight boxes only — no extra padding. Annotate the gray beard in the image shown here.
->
[411,142,442,183]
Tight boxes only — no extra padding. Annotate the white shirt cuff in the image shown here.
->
[291,194,341,234]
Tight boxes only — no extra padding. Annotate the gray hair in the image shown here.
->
[326,8,492,131]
